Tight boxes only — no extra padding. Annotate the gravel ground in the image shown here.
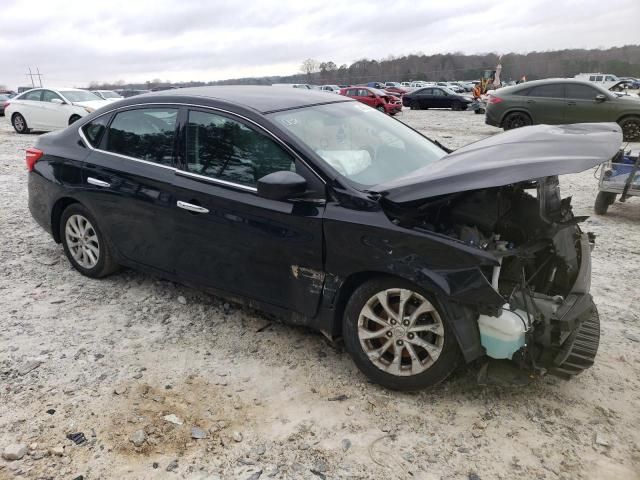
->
[1,109,639,480]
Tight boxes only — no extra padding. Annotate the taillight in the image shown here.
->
[26,147,44,172]
[488,95,503,104]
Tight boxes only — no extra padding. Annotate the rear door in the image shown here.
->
[171,107,326,316]
[523,83,566,124]
[79,106,179,273]
[17,89,44,128]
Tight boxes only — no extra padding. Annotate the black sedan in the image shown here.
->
[27,87,615,390]
[402,86,472,110]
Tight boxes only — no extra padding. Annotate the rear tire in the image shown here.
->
[60,203,118,278]
[594,191,616,215]
[342,277,462,391]
[503,111,532,130]
[618,116,640,141]
[12,113,29,134]
[409,102,420,110]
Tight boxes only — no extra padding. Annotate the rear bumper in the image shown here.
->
[484,108,501,127]
[28,172,54,237]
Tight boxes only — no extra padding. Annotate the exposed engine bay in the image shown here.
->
[382,176,600,378]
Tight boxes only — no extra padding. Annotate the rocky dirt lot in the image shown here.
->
[1,109,639,480]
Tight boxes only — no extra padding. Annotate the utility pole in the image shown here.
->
[26,67,44,87]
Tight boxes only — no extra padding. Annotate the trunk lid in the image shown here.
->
[372,123,622,203]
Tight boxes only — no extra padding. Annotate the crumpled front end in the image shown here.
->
[381,174,600,378]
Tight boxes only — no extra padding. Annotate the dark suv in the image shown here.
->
[485,78,640,141]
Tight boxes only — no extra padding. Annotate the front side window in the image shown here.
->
[106,108,178,165]
[42,90,63,103]
[346,89,357,96]
[186,110,294,187]
[528,84,564,98]
[566,84,599,100]
[269,101,447,187]
[22,90,42,101]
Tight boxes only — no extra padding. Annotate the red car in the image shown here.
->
[339,87,402,115]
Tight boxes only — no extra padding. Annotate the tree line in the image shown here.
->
[87,45,640,90]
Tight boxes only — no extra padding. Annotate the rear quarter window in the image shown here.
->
[82,115,111,148]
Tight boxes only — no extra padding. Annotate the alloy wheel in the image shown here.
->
[357,288,445,376]
[13,114,25,132]
[621,119,640,141]
[65,214,100,269]
[506,113,530,129]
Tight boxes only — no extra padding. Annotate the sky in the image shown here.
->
[2,0,639,89]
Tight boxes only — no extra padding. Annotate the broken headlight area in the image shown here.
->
[382,175,599,378]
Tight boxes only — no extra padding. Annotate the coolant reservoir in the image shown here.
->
[478,305,527,359]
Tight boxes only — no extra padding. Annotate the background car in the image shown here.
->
[402,86,472,110]
[114,89,152,98]
[91,90,124,101]
[0,93,13,116]
[318,85,341,93]
[5,88,110,133]
[485,78,640,140]
[339,86,402,115]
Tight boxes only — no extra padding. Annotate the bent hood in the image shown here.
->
[373,123,622,203]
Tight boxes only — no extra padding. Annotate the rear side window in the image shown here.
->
[528,84,564,98]
[82,115,110,147]
[106,108,178,165]
[185,110,294,187]
[566,84,599,100]
[512,87,532,96]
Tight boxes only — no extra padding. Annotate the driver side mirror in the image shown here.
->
[50,98,65,105]
[257,171,307,201]
[595,94,606,102]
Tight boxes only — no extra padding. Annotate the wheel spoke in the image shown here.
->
[359,326,391,340]
[376,292,398,321]
[398,289,412,320]
[408,336,442,361]
[361,305,390,327]
[85,247,97,264]
[387,345,402,375]
[368,339,392,361]
[405,343,421,373]
[409,301,435,325]
[409,323,444,336]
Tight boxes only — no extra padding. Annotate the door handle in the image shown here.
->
[177,200,209,214]
[567,101,576,106]
[87,177,111,188]
[525,100,536,104]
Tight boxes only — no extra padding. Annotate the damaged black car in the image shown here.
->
[26,87,621,390]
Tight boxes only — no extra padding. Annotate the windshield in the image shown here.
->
[100,91,122,99]
[269,101,447,187]
[60,90,102,102]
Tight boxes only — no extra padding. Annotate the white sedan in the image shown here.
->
[91,89,124,102]
[5,88,110,133]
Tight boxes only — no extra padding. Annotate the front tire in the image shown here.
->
[451,101,462,111]
[376,105,386,114]
[594,191,616,215]
[342,277,462,391]
[12,113,29,134]
[60,203,118,278]
[503,111,532,130]
[619,116,640,141]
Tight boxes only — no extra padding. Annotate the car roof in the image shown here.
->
[143,85,352,114]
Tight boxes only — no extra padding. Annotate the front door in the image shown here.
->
[79,106,179,273]
[172,108,325,316]
[40,90,69,129]
[564,83,615,123]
